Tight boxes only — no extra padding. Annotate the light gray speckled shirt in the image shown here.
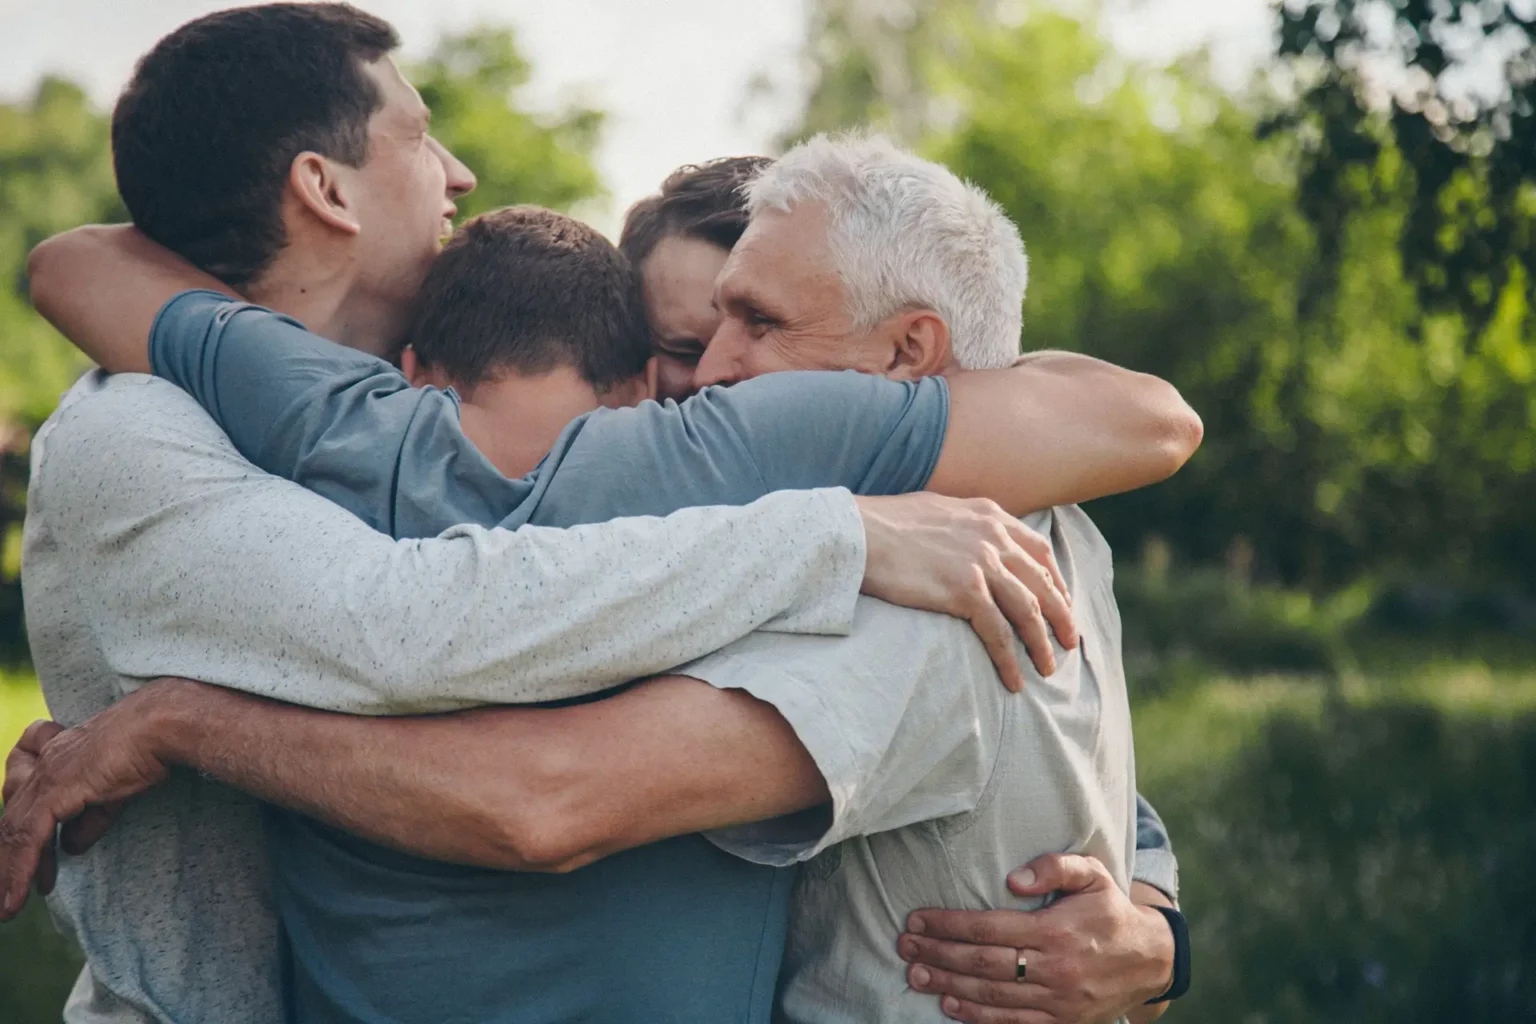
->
[23,371,869,1024]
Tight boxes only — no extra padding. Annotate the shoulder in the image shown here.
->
[46,373,240,456]
[34,373,254,513]
[692,370,932,413]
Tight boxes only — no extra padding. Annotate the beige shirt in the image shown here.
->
[684,507,1137,1023]
[25,372,869,1024]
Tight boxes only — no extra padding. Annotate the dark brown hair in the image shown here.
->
[406,206,651,392]
[618,156,773,268]
[112,3,399,287]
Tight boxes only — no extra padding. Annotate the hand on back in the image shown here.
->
[855,492,1077,691]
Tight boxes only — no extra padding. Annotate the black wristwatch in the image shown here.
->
[1144,904,1190,1004]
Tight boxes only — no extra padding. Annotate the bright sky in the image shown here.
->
[0,0,1276,231]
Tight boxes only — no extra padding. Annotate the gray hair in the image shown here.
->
[744,133,1027,369]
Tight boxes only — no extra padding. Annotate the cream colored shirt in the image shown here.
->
[685,507,1138,1022]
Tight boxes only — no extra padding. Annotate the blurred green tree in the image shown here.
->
[780,0,1536,593]
[0,77,125,662]
[409,27,604,219]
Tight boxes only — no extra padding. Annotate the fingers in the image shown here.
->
[1002,520,1077,650]
[900,930,1023,982]
[34,838,57,898]
[1007,854,1112,898]
[935,994,1058,1024]
[0,785,54,920]
[909,961,1054,1014]
[984,560,1055,678]
[3,721,62,804]
[907,907,1046,949]
[59,802,124,857]
[17,720,65,753]
[966,570,1027,693]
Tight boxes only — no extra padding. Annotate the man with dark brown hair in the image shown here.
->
[399,206,656,478]
[620,156,772,399]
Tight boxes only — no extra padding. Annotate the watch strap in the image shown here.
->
[1144,904,1190,1004]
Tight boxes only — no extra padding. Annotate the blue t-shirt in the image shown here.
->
[148,290,952,1024]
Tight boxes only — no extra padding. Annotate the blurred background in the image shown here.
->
[1,0,1534,1020]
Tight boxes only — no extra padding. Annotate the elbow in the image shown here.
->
[486,740,608,874]
[1140,379,1203,483]
[27,225,115,333]
[497,820,603,874]
[26,235,66,324]
[1160,391,1204,478]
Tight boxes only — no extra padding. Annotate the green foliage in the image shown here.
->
[1276,0,1536,332]
[0,892,83,1022]
[409,28,605,219]
[0,77,121,424]
[1173,702,1536,1022]
[1116,563,1368,690]
[785,0,1536,591]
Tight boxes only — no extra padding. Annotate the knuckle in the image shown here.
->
[978,980,1011,1006]
[966,945,994,975]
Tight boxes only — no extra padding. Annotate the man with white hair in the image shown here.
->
[685,133,1192,1023]
[702,133,1031,380]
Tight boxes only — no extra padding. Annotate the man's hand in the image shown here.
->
[898,853,1176,1024]
[856,493,1076,691]
[0,688,175,920]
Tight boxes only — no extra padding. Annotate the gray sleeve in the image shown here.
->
[680,596,1004,866]
[148,289,524,538]
[1132,795,1180,903]
[31,378,868,714]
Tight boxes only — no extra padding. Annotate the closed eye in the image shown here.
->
[658,340,703,364]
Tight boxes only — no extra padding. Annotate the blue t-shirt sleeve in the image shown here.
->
[148,289,526,538]
[526,370,948,528]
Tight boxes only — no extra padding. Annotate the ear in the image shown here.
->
[884,309,953,381]
[288,151,362,237]
[642,355,659,402]
[598,359,658,409]
[399,345,424,384]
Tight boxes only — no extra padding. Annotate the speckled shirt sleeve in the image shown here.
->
[31,374,867,714]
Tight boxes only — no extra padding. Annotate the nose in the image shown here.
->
[692,329,743,390]
[432,136,477,198]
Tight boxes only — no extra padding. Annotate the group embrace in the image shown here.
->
[0,4,1204,1024]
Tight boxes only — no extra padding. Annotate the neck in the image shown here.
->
[245,240,403,357]
[454,367,608,479]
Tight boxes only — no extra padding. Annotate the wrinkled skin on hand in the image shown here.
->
[0,686,175,919]
[899,853,1176,1024]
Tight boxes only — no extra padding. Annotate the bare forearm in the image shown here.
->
[27,224,233,373]
[931,352,1204,514]
[146,678,528,867]
[142,674,827,872]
